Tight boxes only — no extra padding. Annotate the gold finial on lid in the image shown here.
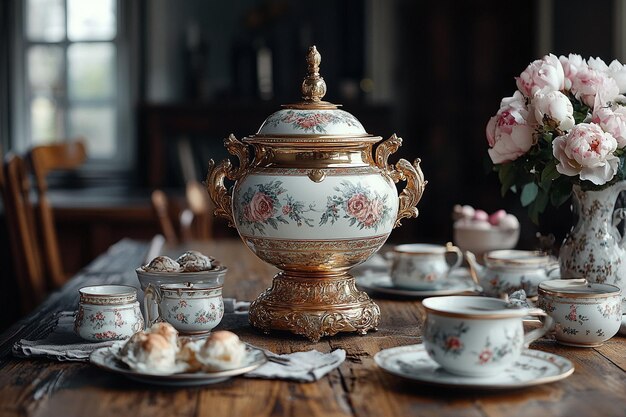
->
[301,46,326,102]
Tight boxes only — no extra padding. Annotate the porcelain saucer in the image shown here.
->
[90,344,266,386]
[355,269,478,297]
[374,344,574,389]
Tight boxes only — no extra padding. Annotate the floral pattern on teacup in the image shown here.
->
[474,329,522,366]
[426,320,522,366]
[193,303,224,324]
[92,330,124,340]
[86,309,126,330]
[564,304,589,325]
[165,296,223,327]
[425,322,469,357]
[485,274,532,296]
[597,301,622,320]
[75,304,143,341]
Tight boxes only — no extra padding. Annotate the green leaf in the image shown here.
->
[535,187,549,213]
[498,163,517,197]
[520,183,539,207]
[527,187,549,225]
[541,161,559,180]
[550,178,572,207]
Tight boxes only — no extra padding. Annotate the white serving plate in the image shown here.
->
[90,344,266,386]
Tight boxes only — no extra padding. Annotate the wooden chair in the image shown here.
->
[185,180,214,241]
[2,154,47,313]
[151,189,180,244]
[28,139,87,289]
[150,181,214,243]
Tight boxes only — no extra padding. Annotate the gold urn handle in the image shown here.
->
[206,134,250,227]
[375,134,427,228]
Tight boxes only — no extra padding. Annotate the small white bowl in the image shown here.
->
[453,225,519,255]
[135,264,227,291]
[537,279,622,347]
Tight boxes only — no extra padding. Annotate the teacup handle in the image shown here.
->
[523,308,554,347]
[143,284,163,327]
[445,242,463,272]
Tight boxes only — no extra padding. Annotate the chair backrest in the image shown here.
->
[185,180,213,240]
[151,182,214,243]
[28,139,87,289]
[2,154,47,312]
[151,189,179,244]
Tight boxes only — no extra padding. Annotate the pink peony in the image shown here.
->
[592,104,626,148]
[553,123,619,185]
[560,54,587,90]
[486,91,535,164]
[516,54,565,97]
[570,65,619,108]
[607,60,626,94]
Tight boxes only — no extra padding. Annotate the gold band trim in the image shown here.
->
[424,306,536,320]
[538,286,621,299]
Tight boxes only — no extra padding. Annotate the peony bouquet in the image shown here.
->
[486,53,626,222]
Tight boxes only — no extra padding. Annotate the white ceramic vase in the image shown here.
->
[559,182,626,305]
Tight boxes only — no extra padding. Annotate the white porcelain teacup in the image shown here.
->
[537,279,622,347]
[422,296,552,377]
[388,243,463,289]
[144,283,224,335]
[74,285,144,342]
[466,250,560,297]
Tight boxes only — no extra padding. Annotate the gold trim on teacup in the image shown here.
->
[538,280,621,299]
[79,285,138,306]
[392,244,455,255]
[422,305,542,320]
[160,283,223,293]
[484,250,552,267]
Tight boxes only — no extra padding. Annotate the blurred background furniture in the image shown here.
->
[2,154,48,313]
[28,139,87,288]
[151,189,181,244]
[150,180,214,244]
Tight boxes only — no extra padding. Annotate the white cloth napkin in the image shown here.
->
[13,298,250,362]
[13,312,113,361]
[12,303,346,383]
[245,348,346,382]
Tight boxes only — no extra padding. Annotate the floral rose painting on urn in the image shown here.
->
[206,46,426,341]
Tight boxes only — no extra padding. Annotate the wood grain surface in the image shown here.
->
[1,238,626,417]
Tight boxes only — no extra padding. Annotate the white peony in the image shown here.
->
[516,54,565,97]
[552,123,620,185]
[532,91,575,131]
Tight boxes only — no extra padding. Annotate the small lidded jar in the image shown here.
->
[537,279,622,347]
[74,285,144,342]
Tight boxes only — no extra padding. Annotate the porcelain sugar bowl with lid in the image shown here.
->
[206,46,427,341]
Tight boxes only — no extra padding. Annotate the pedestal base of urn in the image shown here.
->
[248,272,380,342]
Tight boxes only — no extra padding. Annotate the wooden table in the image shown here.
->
[1,239,626,417]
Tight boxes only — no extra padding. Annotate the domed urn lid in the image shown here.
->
[256,46,368,137]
